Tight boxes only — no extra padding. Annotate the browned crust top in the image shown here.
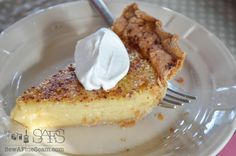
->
[18,52,159,103]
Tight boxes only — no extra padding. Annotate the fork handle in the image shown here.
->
[90,0,114,26]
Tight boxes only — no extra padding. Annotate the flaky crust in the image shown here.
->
[112,3,185,83]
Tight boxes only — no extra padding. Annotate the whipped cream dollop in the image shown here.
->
[74,28,130,91]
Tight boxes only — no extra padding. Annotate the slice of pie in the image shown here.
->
[10,3,185,128]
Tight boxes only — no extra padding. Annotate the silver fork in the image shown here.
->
[160,83,196,108]
[90,0,197,109]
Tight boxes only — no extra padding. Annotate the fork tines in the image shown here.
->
[160,88,197,109]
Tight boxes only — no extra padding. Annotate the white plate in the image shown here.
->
[0,0,236,156]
